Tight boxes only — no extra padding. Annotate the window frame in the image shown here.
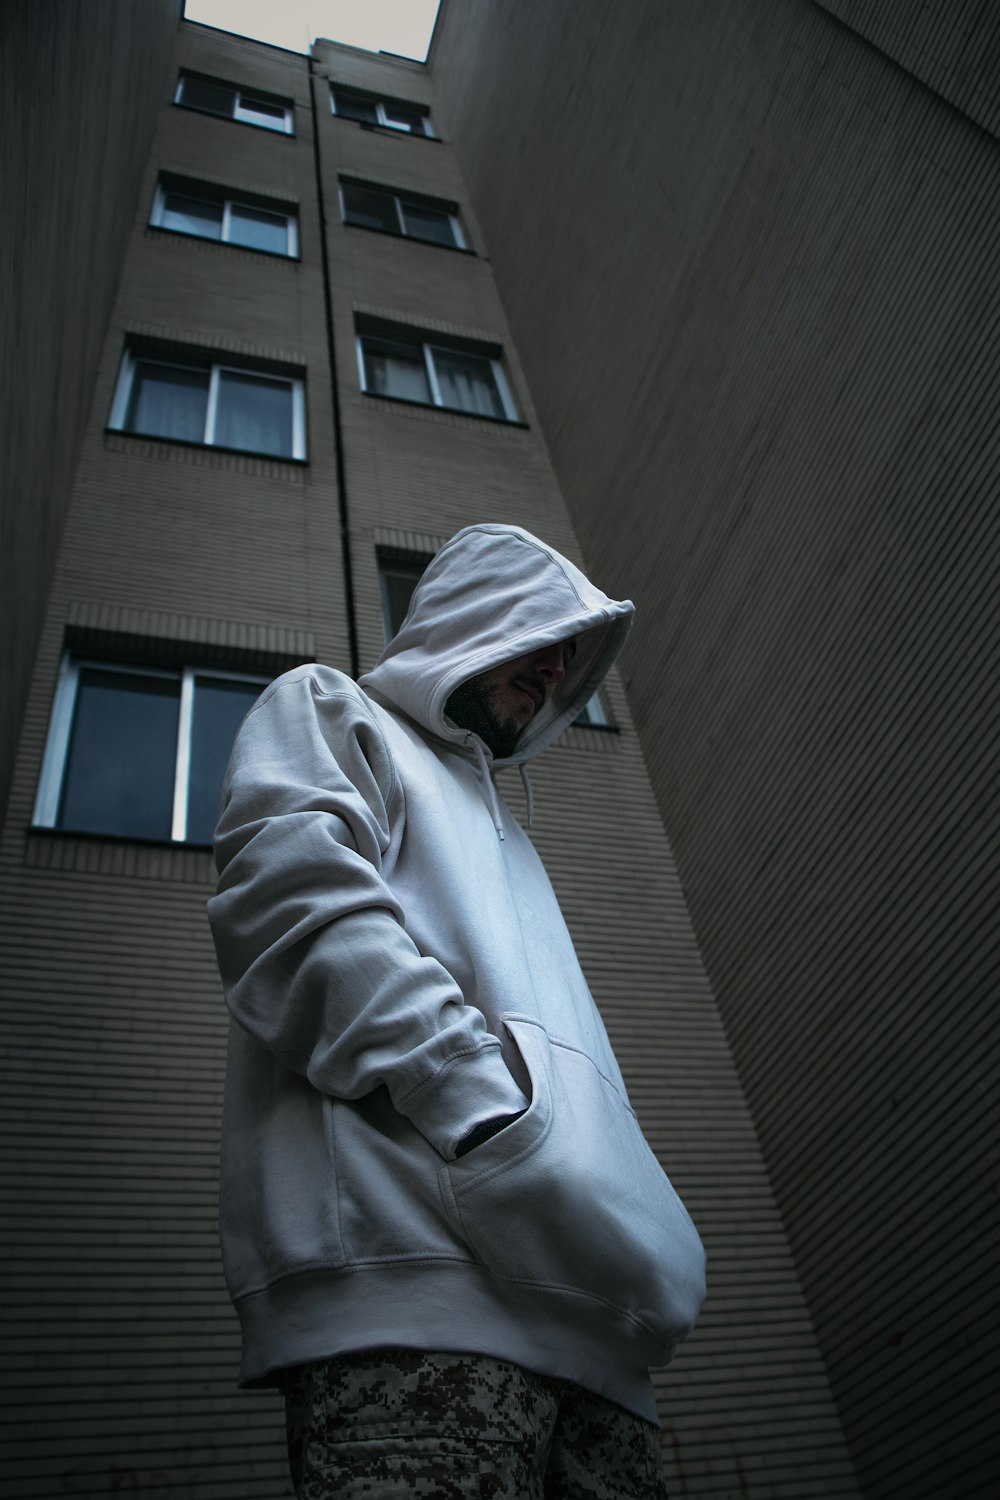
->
[33,656,270,845]
[574,692,610,728]
[338,180,466,251]
[150,182,299,258]
[356,331,518,423]
[377,552,432,641]
[330,87,436,138]
[108,350,307,460]
[175,74,295,135]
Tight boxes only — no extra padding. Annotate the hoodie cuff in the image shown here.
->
[400,1044,530,1161]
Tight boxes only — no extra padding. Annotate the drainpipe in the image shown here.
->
[308,54,360,679]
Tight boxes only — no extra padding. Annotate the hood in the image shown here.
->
[359,524,634,765]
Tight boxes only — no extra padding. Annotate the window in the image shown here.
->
[331,87,435,138]
[574,693,609,727]
[378,552,431,640]
[340,181,466,250]
[109,350,306,459]
[357,324,518,422]
[175,74,294,134]
[151,180,299,257]
[33,658,269,845]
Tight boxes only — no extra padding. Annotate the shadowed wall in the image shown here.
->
[0,0,183,819]
[430,3,1000,1495]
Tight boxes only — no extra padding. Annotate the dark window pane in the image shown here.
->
[432,348,505,418]
[160,192,223,239]
[228,204,289,254]
[187,678,263,844]
[380,561,428,638]
[362,339,430,404]
[215,371,294,456]
[179,77,236,117]
[400,202,456,247]
[236,95,288,130]
[126,363,209,442]
[59,669,179,840]
[342,184,399,234]
[333,90,378,124]
[382,102,426,133]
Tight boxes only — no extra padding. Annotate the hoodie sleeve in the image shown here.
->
[207,670,528,1159]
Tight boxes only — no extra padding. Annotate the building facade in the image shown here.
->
[0,0,183,823]
[0,10,927,1497]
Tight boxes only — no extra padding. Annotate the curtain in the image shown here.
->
[365,343,431,404]
[433,349,505,418]
[129,364,209,442]
[215,372,293,457]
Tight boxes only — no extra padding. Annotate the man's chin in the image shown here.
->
[443,679,525,759]
[480,708,522,760]
[490,722,522,759]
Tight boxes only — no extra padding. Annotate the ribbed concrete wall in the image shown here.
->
[429,2,1000,1496]
[0,0,183,823]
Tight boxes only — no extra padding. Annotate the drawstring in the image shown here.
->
[464,735,535,839]
[467,734,506,841]
[519,764,534,828]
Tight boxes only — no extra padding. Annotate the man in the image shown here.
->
[209,523,705,1497]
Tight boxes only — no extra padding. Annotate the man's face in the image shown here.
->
[444,639,578,759]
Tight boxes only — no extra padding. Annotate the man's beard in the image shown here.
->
[444,678,521,759]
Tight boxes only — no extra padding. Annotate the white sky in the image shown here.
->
[184,0,441,61]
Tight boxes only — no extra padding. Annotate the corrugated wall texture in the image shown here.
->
[0,0,183,822]
[814,0,1000,135]
[429,2,999,1497]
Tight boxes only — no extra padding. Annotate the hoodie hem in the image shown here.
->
[234,1259,662,1424]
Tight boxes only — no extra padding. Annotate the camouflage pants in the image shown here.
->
[282,1348,667,1498]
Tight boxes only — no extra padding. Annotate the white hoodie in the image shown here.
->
[209,523,705,1422]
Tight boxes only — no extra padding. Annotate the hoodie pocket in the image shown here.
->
[439,1014,705,1359]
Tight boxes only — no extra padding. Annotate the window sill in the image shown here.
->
[173,101,296,137]
[569,720,619,733]
[146,225,301,262]
[342,220,474,255]
[28,825,213,852]
[360,392,528,428]
[104,427,308,464]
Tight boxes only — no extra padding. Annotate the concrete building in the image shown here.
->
[2,4,993,1497]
